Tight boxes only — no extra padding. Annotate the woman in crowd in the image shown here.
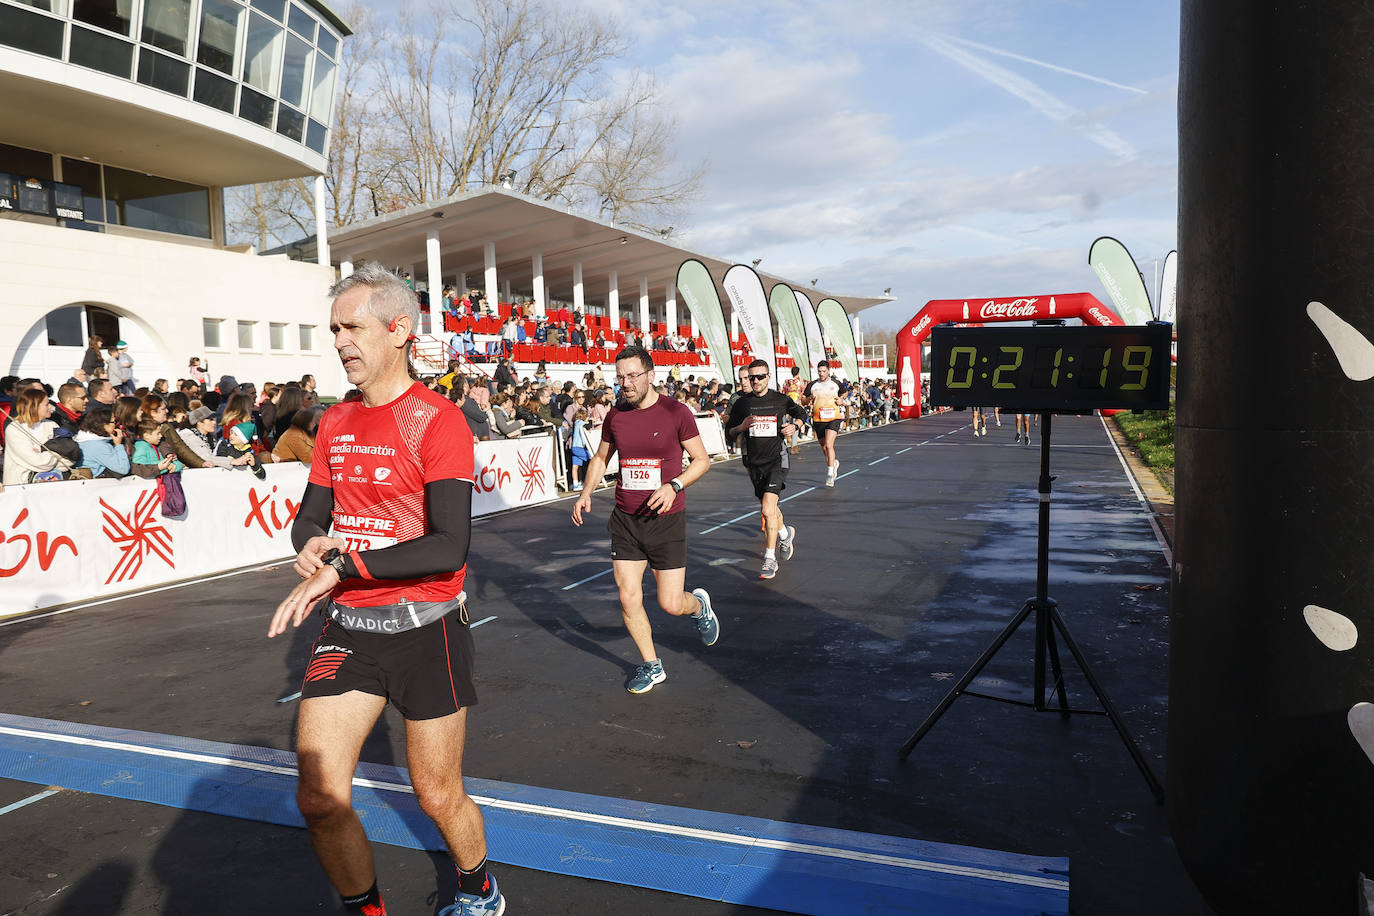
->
[273,385,307,441]
[258,383,282,447]
[586,388,610,427]
[74,405,130,478]
[188,357,208,388]
[166,391,190,426]
[562,387,586,430]
[2,388,76,484]
[273,405,323,464]
[219,392,254,440]
[488,392,524,439]
[179,406,250,469]
[514,391,543,429]
[448,375,491,440]
[533,360,550,386]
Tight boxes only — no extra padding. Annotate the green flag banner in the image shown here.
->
[1088,236,1155,325]
[815,298,859,382]
[676,259,732,380]
[769,283,809,378]
[794,289,825,378]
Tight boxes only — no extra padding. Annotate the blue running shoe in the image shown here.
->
[626,659,666,694]
[692,588,719,646]
[438,873,505,916]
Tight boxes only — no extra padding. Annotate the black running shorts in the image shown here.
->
[300,609,477,720]
[747,460,787,500]
[608,506,687,570]
[813,420,842,436]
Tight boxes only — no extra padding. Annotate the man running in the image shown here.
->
[571,345,719,694]
[781,365,808,455]
[269,264,503,916]
[803,360,849,486]
[972,406,987,438]
[1015,412,1032,446]
[726,359,808,579]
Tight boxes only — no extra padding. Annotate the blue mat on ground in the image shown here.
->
[0,712,1068,915]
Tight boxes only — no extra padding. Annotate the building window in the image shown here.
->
[309,55,335,120]
[47,306,85,347]
[192,68,237,113]
[237,320,257,350]
[71,0,132,36]
[299,324,314,351]
[287,4,315,40]
[69,26,134,78]
[305,118,327,154]
[242,11,283,94]
[239,86,275,130]
[103,165,211,238]
[276,106,304,142]
[203,318,223,349]
[316,28,337,59]
[269,322,287,350]
[0,142,54,181]
[59,157,103,223]
[137,49,191,96]
[279,33,311,109]
[0,3,66,58]
[141,0,191,56]
[196,0,240,76]
[249,0,286,21]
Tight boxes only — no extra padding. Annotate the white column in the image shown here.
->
[425,230,441,336]
[608,270,620,328]
[458,272,467,294]
[665,281,677,332]
[483,242,498,312]
[639,278,650,333]
[532,251,546,317]
[340,257,354,279]
[573,262,585,314]
[313,176,330,267]
[502,279,511,303]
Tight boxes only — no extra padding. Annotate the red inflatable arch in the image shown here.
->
[896,292,1122,418]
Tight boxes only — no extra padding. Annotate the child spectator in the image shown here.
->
[130,418,181,478]
[217,421,267,479]
[569,406,591,491]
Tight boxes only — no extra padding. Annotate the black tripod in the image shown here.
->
[897,411,1165,803]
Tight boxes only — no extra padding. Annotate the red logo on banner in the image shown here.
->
[517,447,546,500]
[0,508,78,578]
[979,298,1040,320]
[244,486,301,538]
[475,463,512,493]
[102,491,173,584]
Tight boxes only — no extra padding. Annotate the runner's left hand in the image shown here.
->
[268,565,339,637]
[645,483,676,513]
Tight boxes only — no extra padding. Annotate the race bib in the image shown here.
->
[329,514,399,553]
[817,407,838,421]
[619,458,662,491]
[749,416,778,437]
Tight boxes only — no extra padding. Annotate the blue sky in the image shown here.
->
[370,0,1180,330]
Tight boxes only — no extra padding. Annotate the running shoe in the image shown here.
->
[760,556,778,579]
[1013,434,1021,444]
[779,526,796,561]
[438,874,504,916]
[1023,435,1031,447]
[626,659,666,694]
[832,460,840,476]
[361,903,387,916]
[691,588,719,646]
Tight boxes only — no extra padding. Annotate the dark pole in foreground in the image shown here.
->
[1172,2,1374,910]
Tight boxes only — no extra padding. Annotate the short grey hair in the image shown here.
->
[328,262,420,334]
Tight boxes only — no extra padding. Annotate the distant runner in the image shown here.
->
[1015,412,1032,446]
[571,345,720,694]
[726,359,808,579]
[803,360,849,486]
[972,406,987,438]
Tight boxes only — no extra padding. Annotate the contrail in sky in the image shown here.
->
[946,35,1149,95]
[922,34,1137,161]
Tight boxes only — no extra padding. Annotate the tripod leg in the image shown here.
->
[898,600,1036,760]
[1044,622,1071,717]
[1048,607,1165,803]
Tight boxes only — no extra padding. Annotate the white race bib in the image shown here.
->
[749,416,778,437]
[619,458,662,491]
[329,514,400,553]
[818,407,838,421]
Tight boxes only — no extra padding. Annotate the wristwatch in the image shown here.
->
[669,478,684,493]
[322,548,348,579]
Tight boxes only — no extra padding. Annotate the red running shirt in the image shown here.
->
[309,383,474,606]
[599,395,699,516]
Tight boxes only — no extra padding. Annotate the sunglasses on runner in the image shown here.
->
[748,374,769,381]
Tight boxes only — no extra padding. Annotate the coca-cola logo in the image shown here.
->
[911,315,933,337]
[979,298,1040,320]
[1088,307,1114,326]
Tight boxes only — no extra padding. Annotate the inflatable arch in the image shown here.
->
[896,292,1122,418]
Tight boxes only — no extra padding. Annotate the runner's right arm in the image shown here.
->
[571,439,616,526]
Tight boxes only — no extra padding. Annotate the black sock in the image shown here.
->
[340,880,382,912]
[457,859,490,897]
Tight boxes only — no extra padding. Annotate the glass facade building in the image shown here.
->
[0,0,342,156]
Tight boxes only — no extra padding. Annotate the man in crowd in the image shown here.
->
[88,378,117,406]
[301,374,317,395]
[67,368,89,388]
[724,365,751,455]
[52,383,87,435]
[726,360,807,580]
[570,346,719,694]
[268,264,503,916]
[803,360,849,486]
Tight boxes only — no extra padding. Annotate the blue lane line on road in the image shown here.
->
[562,568,613,590]
[0,787,60,816]
[837,469,860,480]
[0,713,1068,915]
[276,691,302,704]
[699,509,759,535]
[470,615,497,628]
[897,447,913,455]
[778,486,816,505]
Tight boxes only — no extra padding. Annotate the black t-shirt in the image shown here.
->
[726,390,808,467]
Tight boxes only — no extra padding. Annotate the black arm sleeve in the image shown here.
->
[787,398,809,421]
[348,479,473,581]
[292,482,334,552]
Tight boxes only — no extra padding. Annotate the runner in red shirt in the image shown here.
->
[571,345,719,694]
[268,264,503,916]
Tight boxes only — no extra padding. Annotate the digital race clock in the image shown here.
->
[928,323,1172,411]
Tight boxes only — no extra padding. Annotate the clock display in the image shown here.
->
[929,324,1172,411]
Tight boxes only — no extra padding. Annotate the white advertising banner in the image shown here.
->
[471,437,558,515]
[794,289,826,378]
[721,265,776,380]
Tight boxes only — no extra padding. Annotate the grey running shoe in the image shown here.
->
[626,659,666,694]
[439,874,505,916]
[760,556,778,579]
[691,588,719,646]
[779,526,796,561]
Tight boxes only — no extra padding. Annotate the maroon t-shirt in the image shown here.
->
[600,394,699,516]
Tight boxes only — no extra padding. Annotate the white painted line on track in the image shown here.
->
[896,447,914,455]
[0,560,288,628]
[868,456,890,466]
[1100,415,1172,568]
[0,723,1068,892]
[0,788,61,816]
[562,568,613,590]
[276,692,302,704]
[778,486,816,505]
[836,469,860,480]
[470,615,497,628]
